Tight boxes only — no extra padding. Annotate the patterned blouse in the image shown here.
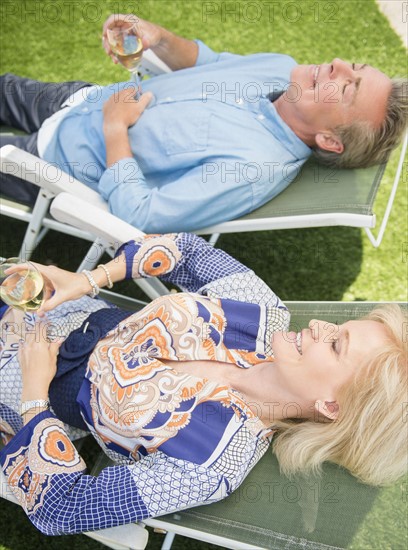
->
[0,233,290,535]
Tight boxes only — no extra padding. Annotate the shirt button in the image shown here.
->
[236,98,244,105]
[257,114,265,120]
[82,107,89,113]
[165,97,173,102]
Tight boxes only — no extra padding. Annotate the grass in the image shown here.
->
[0,0,407,548]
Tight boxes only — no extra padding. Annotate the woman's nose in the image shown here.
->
[308,319,322,342]
[308,319,338,343]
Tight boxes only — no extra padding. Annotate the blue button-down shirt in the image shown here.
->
[42,41,311,233]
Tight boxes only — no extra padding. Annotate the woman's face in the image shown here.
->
[271,319,389,417]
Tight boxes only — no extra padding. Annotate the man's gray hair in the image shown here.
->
[313,78,408,169]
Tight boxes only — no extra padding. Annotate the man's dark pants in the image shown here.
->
[0,74,90,204]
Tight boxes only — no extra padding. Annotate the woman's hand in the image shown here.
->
[19,328,63,403]
[102,13,163,63]
[5,263,90,316]
[5,256,128,315]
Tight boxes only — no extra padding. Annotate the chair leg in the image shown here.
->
[34,227,49,246]
[161,531,176,550]
[18,191,53,260]
[77,238,107,272]
[364,131,408,248]
[209,233,220,246]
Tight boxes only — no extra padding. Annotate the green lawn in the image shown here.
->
[0,0,407,549]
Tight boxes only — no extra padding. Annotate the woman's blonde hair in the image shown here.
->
[272,304,408,487]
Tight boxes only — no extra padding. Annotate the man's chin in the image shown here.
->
[289,64,311,93]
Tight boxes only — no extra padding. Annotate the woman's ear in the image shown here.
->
[314,399,339,421]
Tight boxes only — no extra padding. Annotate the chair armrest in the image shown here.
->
[51,192,145,244]
[51,193,170,299]
[0,145,107,209]
[139,48,172,77]
[84,524,149,550]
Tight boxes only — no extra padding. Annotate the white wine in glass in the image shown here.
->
[107,24,144,94]
[0,258,44,312]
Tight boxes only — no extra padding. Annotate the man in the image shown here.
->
[1,13,406,233]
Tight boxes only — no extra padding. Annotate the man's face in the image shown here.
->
[284,58,392,147]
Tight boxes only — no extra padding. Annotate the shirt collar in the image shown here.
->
[259,97,312,158]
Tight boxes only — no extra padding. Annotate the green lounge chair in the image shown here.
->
[1,48,407,263]
[2,294,405,550]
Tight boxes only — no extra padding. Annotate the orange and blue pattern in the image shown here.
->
[1,233,289,535]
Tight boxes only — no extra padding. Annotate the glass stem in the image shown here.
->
[131,71,141,100]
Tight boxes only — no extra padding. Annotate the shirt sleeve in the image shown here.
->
[0,412,230,536]
[97,154,255,234]
[194,39,244,66]
[117,233,286,307]
[117,232,248,290]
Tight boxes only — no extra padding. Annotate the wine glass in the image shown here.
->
[0,257,44,312]
[107,23,144,97]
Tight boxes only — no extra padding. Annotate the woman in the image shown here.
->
[0,233,406,536]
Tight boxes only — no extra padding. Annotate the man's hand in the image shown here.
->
[103,86,153,130]
[103,87,153,167]
[102,13,198,70]
[102,13,163,63]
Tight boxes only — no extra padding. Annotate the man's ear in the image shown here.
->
[315,132,344,154]
[314,399,339,421]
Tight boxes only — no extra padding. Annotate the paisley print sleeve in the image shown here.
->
[117,232,249,291]
[0,412,228,535]
[117,233,286,306]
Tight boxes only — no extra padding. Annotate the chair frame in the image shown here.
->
[0,144,169,301]
[2,130,406,264]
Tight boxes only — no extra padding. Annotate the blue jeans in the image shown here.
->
[0,73,90,204]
